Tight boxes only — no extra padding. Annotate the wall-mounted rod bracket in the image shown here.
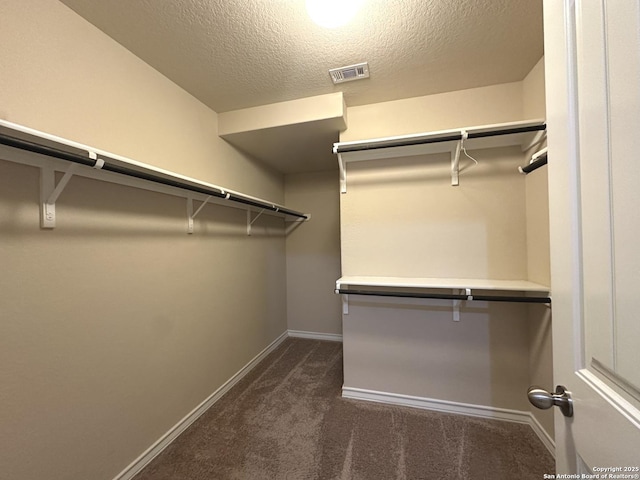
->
[519,147,548,175]
[247,209,265,236]
[452,297,461,321]
[342,293,349,315]
[452,289,462,321]
[285,213,311,236]
[40,163,78,229]
[338,153,347,193]
[335,282,350,315]
[285,214,310,223]
[522,129,547,152]
[451,134,464,186]
[186,195,212,234]
[452,288,472,321]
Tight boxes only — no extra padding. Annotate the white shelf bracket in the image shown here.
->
[452,289,461,322]
[335,282,349,315]
[452,288,472,321]
[285,214,310,235]
[531,146,548,163]
[247,209,265,236]
[186,195,212,234]
[285,213,310,223]
[40,163,78,229]
[451,133,463,186]
[522,129,547,152]
[187,197,194,234]
[338,153,347,193]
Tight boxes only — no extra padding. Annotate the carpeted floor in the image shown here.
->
[133,338,554,479]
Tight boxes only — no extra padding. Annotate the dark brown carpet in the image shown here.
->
[133,338,554,479]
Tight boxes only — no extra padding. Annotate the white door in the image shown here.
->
[544,0,640,473]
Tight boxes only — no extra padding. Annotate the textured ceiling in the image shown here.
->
[59,0,543,114]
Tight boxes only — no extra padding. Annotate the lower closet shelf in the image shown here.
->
[335,276,551,304]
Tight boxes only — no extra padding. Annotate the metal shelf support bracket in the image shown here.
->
[338,153,347,193]
[40,163,78,229]
[247,209,265,236]
[452,288,472,321]
[285,213,311,235]
[335,282,349,315]
[522,128,547,152]
[451,132,464,186]
[452,292,461,322]
[187,195,212,234]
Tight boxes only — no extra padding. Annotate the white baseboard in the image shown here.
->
[342,386,531,423]
[113,331,290,480]
[342,386,555,458]
[288,329,343,342]
[528,410,556,457]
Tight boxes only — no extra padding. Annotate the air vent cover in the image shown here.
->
[329,62,370,84]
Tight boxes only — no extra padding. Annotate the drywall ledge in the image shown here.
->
[219,93,347,173]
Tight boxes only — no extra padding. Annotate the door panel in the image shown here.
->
[577,0,640,403]
[575,0,615,372]
[606,2,640,390]
[544,0,640,472]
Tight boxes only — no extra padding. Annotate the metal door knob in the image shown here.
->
[527,385,573,417]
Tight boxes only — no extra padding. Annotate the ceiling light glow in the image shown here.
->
[305,0,365,29]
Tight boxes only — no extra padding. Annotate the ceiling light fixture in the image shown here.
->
[305,0,365,29]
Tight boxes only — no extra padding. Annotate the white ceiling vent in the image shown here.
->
[329,62,370,84]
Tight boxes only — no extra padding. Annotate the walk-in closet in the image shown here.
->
[2,1,639,479]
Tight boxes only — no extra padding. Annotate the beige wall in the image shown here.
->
[285,171,342,335]
[338,77,551,416]
[344,298,531,410]
[341,81,524,142]
[340,147,528,279]
[0,0,282,200]
[0,1,287,479]
[523,57,547,122]
[523,57,555,439]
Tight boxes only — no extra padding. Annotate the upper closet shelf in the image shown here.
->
[333,119,546,192]
[0,119,309,232]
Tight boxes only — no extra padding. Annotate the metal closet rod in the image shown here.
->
[336,288,551,304]
[334,123,547,154]
[520,152,548,174]
[0,131,308,220]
